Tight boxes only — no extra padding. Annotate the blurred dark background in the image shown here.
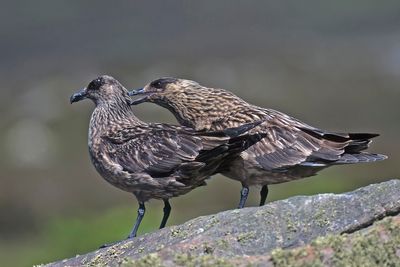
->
[0,1,398,266]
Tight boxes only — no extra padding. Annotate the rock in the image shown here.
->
[45,179,400,267]
[270,215,400,267]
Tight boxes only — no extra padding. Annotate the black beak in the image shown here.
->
[128,88,145,96]
[70,88,88,104]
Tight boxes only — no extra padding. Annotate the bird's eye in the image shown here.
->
[150,78,177,90]
[152,80,163,89]
[88,78,102,90]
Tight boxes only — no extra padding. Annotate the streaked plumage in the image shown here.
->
[129,77,387,208]
[70,75,265,245]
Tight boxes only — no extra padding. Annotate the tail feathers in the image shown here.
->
[335,153,387,164]
[345,133,380,153]
[345,139,372,153]
[301,127,382,155]
[348,133,380,140]
[301,127,379,143]
[301,152,387,167]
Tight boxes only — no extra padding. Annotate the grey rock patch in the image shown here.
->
[45,179,400,267]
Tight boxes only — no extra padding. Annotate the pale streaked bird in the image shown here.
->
[129,77,387,208]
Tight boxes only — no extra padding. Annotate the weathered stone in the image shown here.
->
[270,215,400,267]
[45,179,400,267]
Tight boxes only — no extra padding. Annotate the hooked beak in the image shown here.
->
[70,88,88,104]
[128,88,152,105]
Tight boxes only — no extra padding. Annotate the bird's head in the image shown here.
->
[128,77,246,130]
[128,77,202,105]
[70,75,131,106]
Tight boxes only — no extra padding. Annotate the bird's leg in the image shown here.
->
[259,185,269,206]
[238,185,249,209]
[159,199,171,229]
[127,201,146,239]
[99,201,146,248]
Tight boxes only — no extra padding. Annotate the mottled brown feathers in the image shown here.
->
[74,75,264,201]
[72,75,273,239]
[130,77,387,187]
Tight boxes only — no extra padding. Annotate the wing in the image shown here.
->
[103,124,205,177]
[211,107,376,170]
[248,121,346,169]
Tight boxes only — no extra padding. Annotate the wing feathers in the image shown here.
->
[104,122,262,181]
[232,112,387,170]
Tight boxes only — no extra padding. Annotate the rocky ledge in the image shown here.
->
[46,179,400,266]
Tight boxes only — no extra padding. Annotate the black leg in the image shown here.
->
[159,199,171,229]
[99,201,146,248]
[238,186,249,209]
[127,201,145,239]
[259,185,269,206]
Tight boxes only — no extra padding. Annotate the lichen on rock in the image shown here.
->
[45,179,400,267]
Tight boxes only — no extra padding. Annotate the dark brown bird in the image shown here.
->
[70,75,265,245]
[129,77,387,208]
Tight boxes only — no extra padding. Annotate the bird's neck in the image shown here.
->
[162,89,250,131]
[89,101,142,136]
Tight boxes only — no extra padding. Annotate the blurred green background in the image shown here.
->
[0,1,398,266]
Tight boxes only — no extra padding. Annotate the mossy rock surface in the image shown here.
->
[45,179,400,267]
